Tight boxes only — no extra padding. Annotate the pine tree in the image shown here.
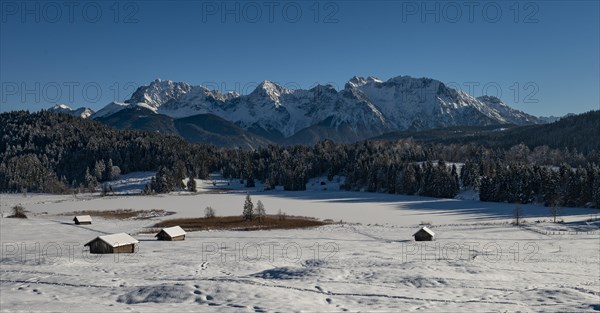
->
[479,176,494,202]
[174,160,187,189]
[578,168,592,205]
[460,160,478,188]
[565,170,582,206]
[593,174,600,209]
[540,168,559,206]
[451,164,460,195]
[104,159,121,180]
[326,168,334,181]
[152,167,173,193]
[84,167,98,190]
[94,160,106,181]
[243,194,254,221]
[187,177,197,192]
[421,161,435,196]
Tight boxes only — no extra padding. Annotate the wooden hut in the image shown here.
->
[155,226,186,241]
[413,226,435,241]
[73,215,92,225]
[84,233,138,254]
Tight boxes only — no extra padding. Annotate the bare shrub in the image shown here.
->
[256,200,266,223]
[204,206,216,219]
[277,209,287,221]
[513,206,523,225]
[8,205,27,219]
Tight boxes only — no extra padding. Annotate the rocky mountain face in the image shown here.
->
[80,75,546,147]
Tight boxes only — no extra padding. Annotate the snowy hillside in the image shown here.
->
[350,76,542,129]
[1,184,599,312]
[90,102,159,119]
[48,104,94,119]
[87,75,545,144]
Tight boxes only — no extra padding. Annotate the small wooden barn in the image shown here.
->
[73,215,92,225]
[155,226,186,241]
[413,226,435,241]
[84,233,138,254]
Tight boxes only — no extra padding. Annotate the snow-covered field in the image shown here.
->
[1,174,599,312]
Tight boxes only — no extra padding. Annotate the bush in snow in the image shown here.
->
[8,205,27,219]
[204,206,215,219]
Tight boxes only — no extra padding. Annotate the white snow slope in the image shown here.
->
[48,104,94,119]
[90,76,543,141]
[1,181,599,312]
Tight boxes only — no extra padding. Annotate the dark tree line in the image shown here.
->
[1,111,599,209]
[0,111,216,193]
[476,162,600,207]
[215,141,599,208]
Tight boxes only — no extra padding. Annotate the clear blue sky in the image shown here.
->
[1,0,599,116]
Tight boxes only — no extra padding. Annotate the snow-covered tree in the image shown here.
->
[187,178,197,192]
[256,200,266,222]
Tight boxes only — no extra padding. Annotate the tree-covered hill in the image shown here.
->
[0,111,217,192]
[373,110,600,154]
[1,110,598,208]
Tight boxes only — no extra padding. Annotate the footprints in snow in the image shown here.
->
[192,283,265,312]
[192,284,214,305]
[16,284,43,296]
[195,262,209,275]
[317,285,349,311]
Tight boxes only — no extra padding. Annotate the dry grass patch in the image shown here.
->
[61,209,174,220]
[137,228,161,234]
[155,215,328,231]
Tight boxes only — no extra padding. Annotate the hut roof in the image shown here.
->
[413,226,435,237]
[85,233,138,248]
[74,215,92,222]
[156,226,186,238]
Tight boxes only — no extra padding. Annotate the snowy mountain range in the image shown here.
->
[50,75,552,146]
[48,104,94,119]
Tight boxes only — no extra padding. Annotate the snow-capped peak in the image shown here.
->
[256,80,291,93]
[48,103,94,119]
[366,76,383,84]
[53,103,72,110]
[249,80,292,105]
[346,76,368,88]
[346,76,384,89]
[93,75,543,142]
[127,79,193,108]
[225,91,240,99]
[477,95,505,106]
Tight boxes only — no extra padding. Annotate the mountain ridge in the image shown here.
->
[52,75,558,146]
[48,103,94,119]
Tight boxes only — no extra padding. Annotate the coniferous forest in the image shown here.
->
[1,110,599,209]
